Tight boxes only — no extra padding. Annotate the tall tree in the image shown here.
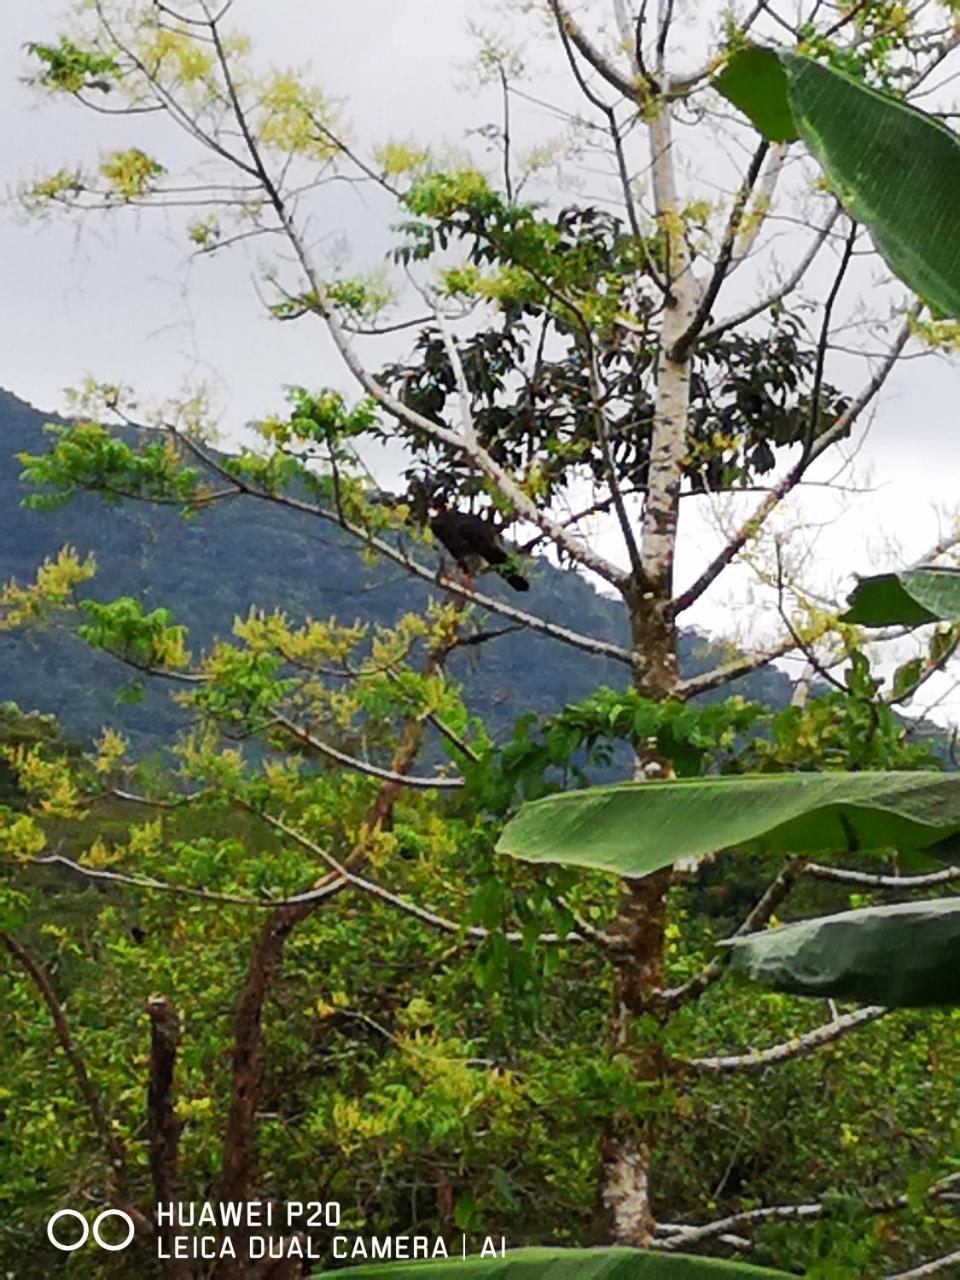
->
[7,0,960,1271]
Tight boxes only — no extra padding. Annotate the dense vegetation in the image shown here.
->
[3,3,960,1279]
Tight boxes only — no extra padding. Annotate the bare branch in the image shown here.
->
[885,628,960,707]
[260,813,609,949]
[547,0,641,98]
[888,1251,960,1280]
[674,631,804,700]
[805,862,960,890]
[802,218,859,463]
[655,0,676,74]
[659,858,806,1006]
[656,1201,823,1249]
[687,1004,888,1073]
[273,713,464,790]
[111,417,635,667]
[669,139,771,360]
[672,311,917,615]
[700,205,842,343]
[656,1168,960,1255]
[28,851,346,909]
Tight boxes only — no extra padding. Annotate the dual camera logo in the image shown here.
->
[47,1208,135,1253]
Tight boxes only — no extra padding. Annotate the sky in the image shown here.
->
[3,0,960,725]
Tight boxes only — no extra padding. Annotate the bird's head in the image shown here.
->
[406,476,450,523]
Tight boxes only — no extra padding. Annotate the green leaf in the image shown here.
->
[715,48,960,317]
[0,889,31,931]
[496,773,960,878]
[725,898,960,1006]
[714,47,798,143]
[843,568,960,626]
[891,658,923,701]
[335,1247,790,1278]
[454,1193,478,1231]
[782,52,960,319]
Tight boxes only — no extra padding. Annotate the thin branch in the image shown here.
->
[656,0,676,73]
[774,540,849,695]
[659,858,805,1006]
[260,813,607,949]
[1,932,138,1212]
[93,0,259,180]
[29,833,604,950]
[656,1202,824,1249]
[547,0,641,98]
[674,630,805,699]
[111,786,211,808]
[29,851,345,909]
[672,310,917,615]
[886,628,960,707]
[273,713,465,790]
[656,1169,960,1254]
[805,862,960,890]
[802,218,859,464]
[588,351,643,576]
[378,666,480,764]
[728,143,786,272]
[687,1004,888,1073]
[499,64,514,202]
[131,420,635,666]
[669,139,770,361]
[888,1250,960,1279]
[700,205,842,342]
[550,6,667,293]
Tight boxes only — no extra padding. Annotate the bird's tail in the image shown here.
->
[501,568,530,592]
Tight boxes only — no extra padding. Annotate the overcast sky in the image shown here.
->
[3,1,960,724]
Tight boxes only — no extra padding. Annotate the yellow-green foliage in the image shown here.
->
[99,148,165,200]
[374,141,431,179]
[0,547,96,629]
[256,71,339,160]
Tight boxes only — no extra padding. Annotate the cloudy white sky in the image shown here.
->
[3,1,960,723]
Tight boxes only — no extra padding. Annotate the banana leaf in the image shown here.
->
[724,898,960,1006]
[843,567,960,626]
[496,772,960,877]
[335,1246,790,1278]
[715,47,960,317]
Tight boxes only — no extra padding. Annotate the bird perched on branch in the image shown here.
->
[429,499,530,593]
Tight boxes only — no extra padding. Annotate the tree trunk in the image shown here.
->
[146,996,192,1280]
[210,614,462,1278]
[599,96,701,1245]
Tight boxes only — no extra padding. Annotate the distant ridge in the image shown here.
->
[0,388,795,752]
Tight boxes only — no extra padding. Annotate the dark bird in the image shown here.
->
[429,502,530,592]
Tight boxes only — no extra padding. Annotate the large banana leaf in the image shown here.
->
[335,1247,790,1278]
[713,46,797,142]
[725,898,960,1006]
[495,772,960,877]
[843,567,960,626]
[715,47,960,317]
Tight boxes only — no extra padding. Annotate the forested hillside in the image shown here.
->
[0,388,793,750]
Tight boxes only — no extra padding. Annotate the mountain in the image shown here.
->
[0,389,794,753]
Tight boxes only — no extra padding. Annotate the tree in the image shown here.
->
[4,0,960,1275]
